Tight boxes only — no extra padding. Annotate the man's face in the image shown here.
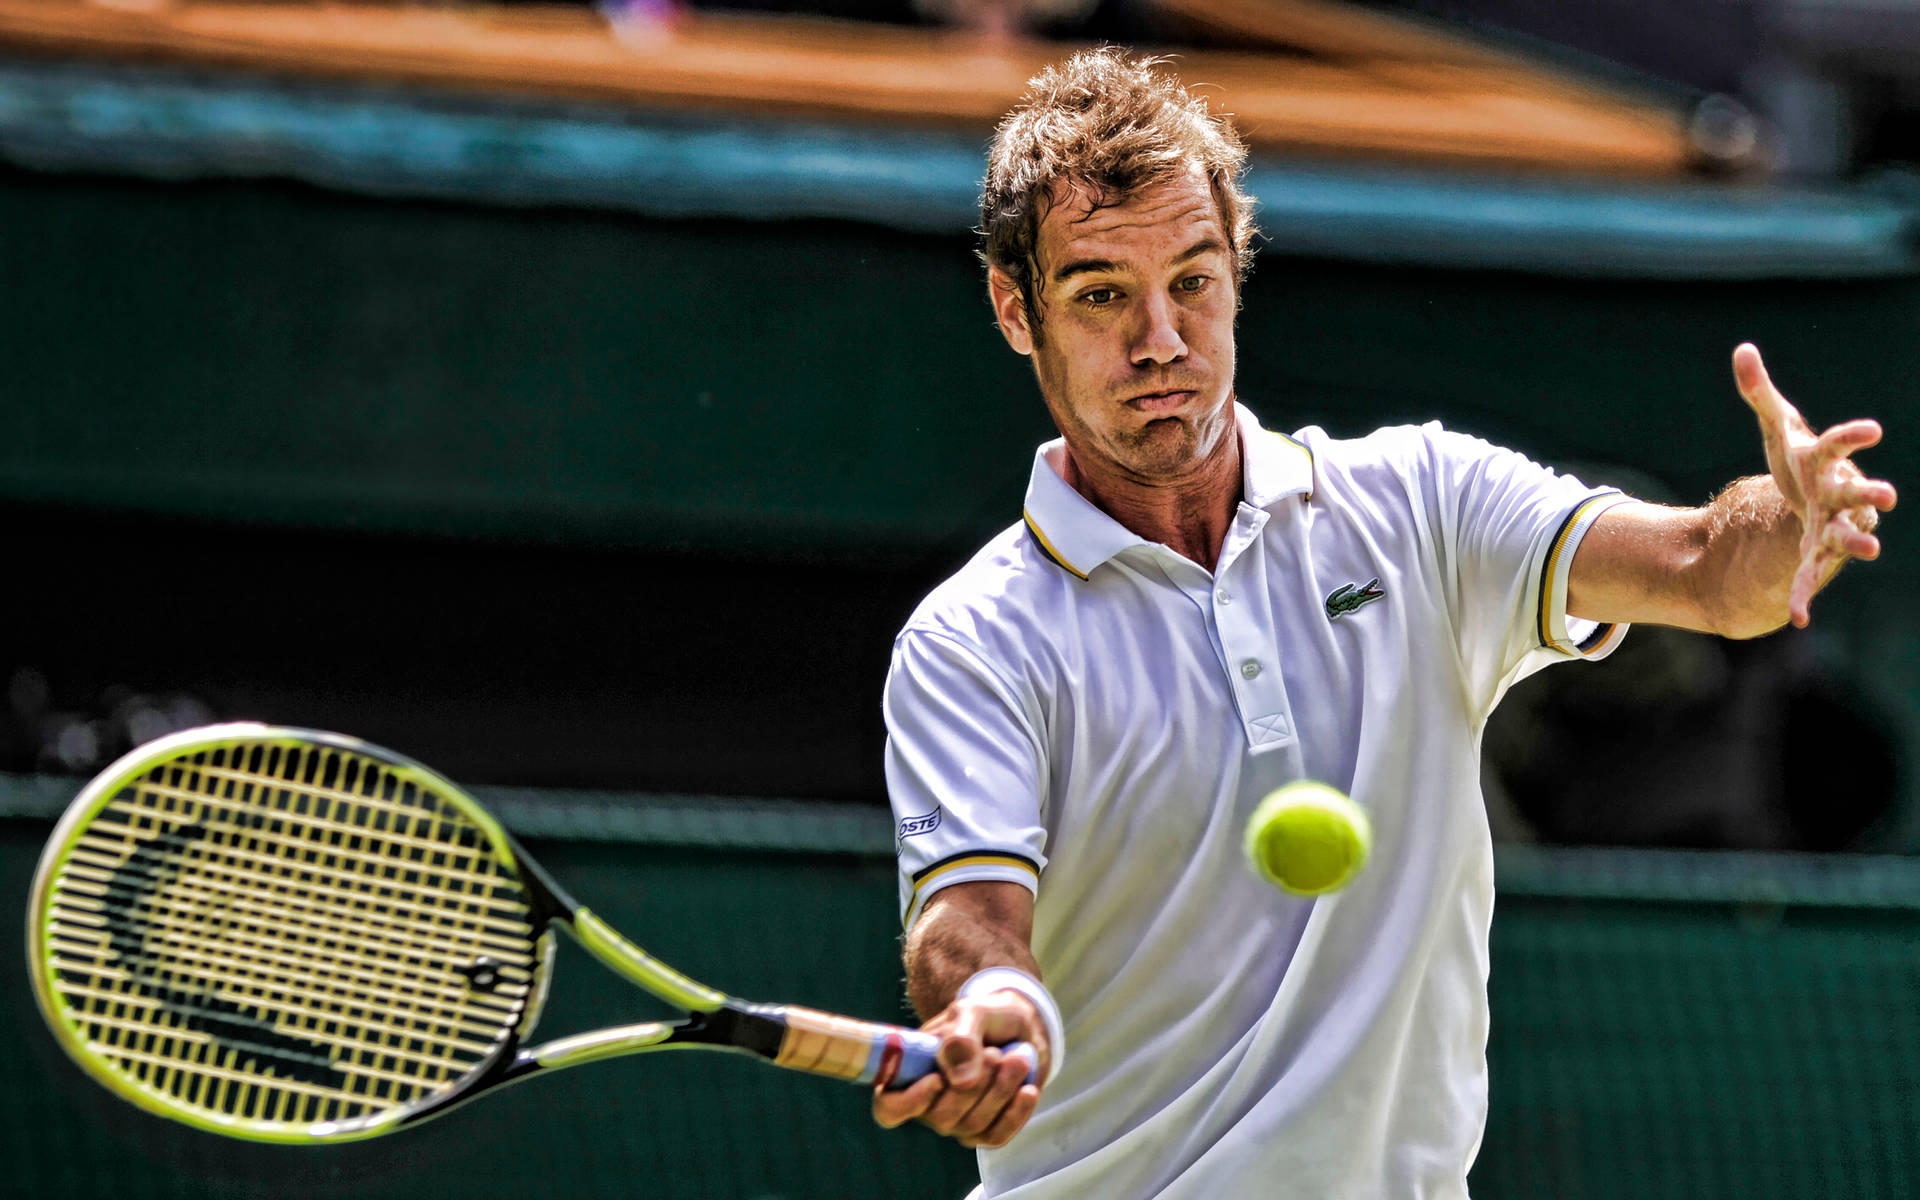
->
[992,164,1238,485]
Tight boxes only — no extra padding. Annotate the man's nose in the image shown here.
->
[1131,294,1188,366]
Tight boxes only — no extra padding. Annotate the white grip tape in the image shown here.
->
[958,966,1065,1085]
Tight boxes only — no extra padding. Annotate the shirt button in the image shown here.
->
[1216,589,1232,605]
[1240,660,1261,680]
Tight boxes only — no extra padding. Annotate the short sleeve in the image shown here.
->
[1423,425,1634,712]
[883,628,1049,929]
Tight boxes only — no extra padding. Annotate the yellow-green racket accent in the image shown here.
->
[529,1022,679,1071]
[571,908,724,1013]
[27,724,546,1144]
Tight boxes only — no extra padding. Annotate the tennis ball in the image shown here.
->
[1244,781,1372,896]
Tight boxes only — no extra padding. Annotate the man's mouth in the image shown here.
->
[1127,390,1194,415]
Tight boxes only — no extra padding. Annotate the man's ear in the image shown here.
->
[988,266,1035,357]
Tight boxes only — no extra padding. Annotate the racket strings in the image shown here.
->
[42,740,541,1131]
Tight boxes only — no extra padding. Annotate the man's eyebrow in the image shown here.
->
[1050,257,1118,286]
[1047,238,1230,286]
[1168,237,1231,269]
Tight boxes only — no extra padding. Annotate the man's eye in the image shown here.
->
[1179,275,1209,293]
[1082,288,1117,306]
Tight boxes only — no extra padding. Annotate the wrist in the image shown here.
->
[958,966,1066,1085]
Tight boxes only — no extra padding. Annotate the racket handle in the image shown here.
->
[888,1034,1039,1089]
[762,1005,1039,1088]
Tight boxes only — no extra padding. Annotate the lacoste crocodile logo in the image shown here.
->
[1325,578,1386,620]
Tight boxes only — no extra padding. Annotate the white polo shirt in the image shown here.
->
[883,404,1628,1200]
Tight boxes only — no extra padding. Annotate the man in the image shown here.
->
[871,48,1896,1199]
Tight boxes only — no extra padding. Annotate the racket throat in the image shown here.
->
[518,1004,783,1076]
[677,1003,787,1060]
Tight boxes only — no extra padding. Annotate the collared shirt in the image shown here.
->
[884,404,1628,1199]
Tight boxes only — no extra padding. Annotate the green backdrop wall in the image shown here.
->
[5,167,1916,565]
[3,165,1915,838]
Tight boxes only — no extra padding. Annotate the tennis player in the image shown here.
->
[872,49,1896,1198]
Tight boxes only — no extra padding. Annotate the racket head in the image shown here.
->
[27,724,555,1143]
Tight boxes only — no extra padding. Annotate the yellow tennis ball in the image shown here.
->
[1244,781,1372,896]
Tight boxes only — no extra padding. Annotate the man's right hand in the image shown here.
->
[872,987,1048,1149]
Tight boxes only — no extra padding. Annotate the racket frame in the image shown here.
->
[28,725,563,1141]
[25,724,959,1145]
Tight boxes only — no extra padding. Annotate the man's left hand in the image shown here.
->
[1733,343,1898,627]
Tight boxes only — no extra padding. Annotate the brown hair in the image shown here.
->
[981,48,1257,335]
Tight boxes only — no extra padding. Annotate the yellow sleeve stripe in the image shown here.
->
[911,852,1040,887]
[906,853,1040,924]
[1537,493,1621,652]
[1023,511,1090,580]
[1578,619,1629,659]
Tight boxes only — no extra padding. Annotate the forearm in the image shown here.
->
[903,882,1040,1020]
[875,881,1049,1146]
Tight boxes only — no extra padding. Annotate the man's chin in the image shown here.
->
[1116,422,1204,475]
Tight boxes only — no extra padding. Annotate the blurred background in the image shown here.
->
[1,0,1916,1196]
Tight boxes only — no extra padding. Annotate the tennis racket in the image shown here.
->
[27,723,1032,1144]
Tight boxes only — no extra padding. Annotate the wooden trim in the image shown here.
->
[0,0,1695,175]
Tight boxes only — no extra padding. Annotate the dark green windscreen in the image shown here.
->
[4,168,1916,836]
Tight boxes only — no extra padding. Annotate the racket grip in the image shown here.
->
[888,1035,1039,1089]
[764,1005,1039,1088]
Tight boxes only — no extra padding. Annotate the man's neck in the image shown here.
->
[1060,430,1244,574]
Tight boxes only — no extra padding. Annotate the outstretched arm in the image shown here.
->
[871,882,1052,1149]
[1568,344,1896,637]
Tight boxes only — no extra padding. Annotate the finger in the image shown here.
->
[952,1049,1031,1142]
[1001,1041,1042,1085]
[1732,343,1793,424]
[1814,474,1898,514]
[873,1073,943,1129]
[921,1057,999,1135]
[1788,518,1824,627]
[971,1084,1041,1150]
[1790,506,1884,627]
[941,1005,988,1089]
[1789,559,1817,627]
[1822,512,1881,561]
[1814,419,1884,459]
[1841,530,1882,561]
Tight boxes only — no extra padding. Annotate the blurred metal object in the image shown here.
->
[1687,91,1765,173]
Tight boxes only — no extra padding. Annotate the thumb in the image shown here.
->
[970,994,1041,1047]
[1732,343,1787,423]
[966,990,1051,1081]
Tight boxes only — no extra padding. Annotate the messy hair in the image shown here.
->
[981,47,1257,334]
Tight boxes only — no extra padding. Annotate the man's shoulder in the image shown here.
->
[1287,419,1457,464]
[898,519,1073,646]
[1275,420,1444,493]
[1283,420,1522,493]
